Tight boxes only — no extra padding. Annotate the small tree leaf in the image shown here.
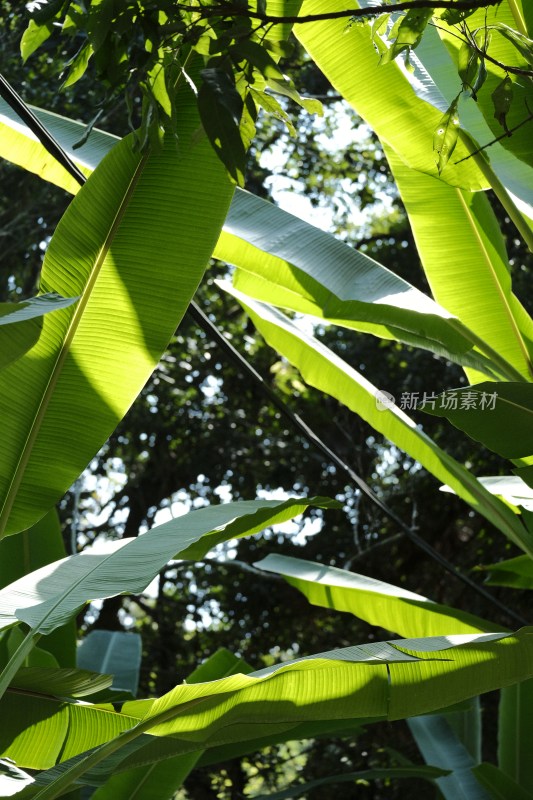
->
[457,41,479,96]
[251,88,296,135]
[61,41,94,89]
[433,95,461,173]
[492,76,514,133]
[198,67,246,185]
[380,9,433,65]
[20,19,55,62]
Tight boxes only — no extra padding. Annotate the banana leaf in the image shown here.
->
[220,282,531,555]
[255,553,501,637]
[0,75,233,540]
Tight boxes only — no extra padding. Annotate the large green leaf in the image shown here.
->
[0,497,336,695]
[421,383,533,459]
[0,104,508,383]
[220,282,532,554]
[0,106,494,372]
[5,629,532,788]
[293,0,486,189]
[498,679,533,793]
[216,191,504,378]
[408,715,489,800]
[384,148,533,383]
[0,78,233,539]
[255,554,501,637]
[0,98,116,194]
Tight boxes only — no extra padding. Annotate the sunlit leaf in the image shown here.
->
[0,76,233,539]
[220,282,531,554]
[255,553,500,637]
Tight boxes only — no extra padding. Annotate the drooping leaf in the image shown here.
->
[492,76,514,133]
[384,146,533,383]
[433,94,461,174]
[198,67,246,185]
[20,19,55,62]
[10,666,113,698]
[408,715,489,800]
[255,553,500,637]
[488,23,533,67]
[0,73,233,539]
[220,282,532,555]
[0,497,337,696]
[420,383,533,459]
[61,41,94,89]
[457,40,480,95]
[216,190,501,378]
[7,630,531,784]
[77,631,142,696]
[380,9,433,65]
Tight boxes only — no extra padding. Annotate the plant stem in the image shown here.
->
[0,627,40,701]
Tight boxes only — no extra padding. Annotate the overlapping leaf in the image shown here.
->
[255,554,500,637]
[384,148,533,383]
[0,77,233,539]
[4,629,532,786]
[216,190,503,378]
[220,282,531,555]
[293,0,486,189]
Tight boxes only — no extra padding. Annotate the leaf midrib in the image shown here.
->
[456,188,532,377]
[0,151,149,538]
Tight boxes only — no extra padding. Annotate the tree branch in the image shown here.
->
[175,0,501,26]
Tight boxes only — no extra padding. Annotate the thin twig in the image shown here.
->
[454,109,533,163]
[172,0,502,26]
